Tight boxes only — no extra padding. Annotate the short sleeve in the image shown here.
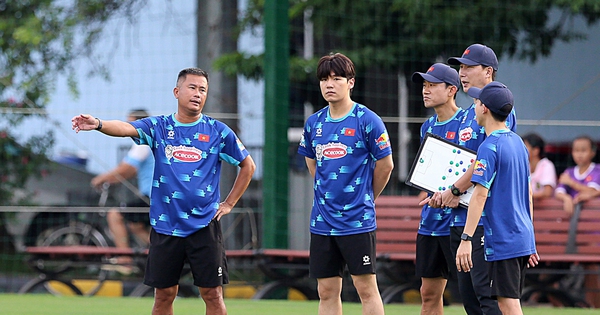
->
[471,142,497,189]
[298,118,315,159]
[365,113,392,161]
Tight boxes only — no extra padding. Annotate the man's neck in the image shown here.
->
[484,120,508,136]
[175,111,201,124]
[434,101,459,122]
[328,99,354,119]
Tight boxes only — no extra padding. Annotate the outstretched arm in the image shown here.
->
[71,114,138,138]
[214,155,256,221]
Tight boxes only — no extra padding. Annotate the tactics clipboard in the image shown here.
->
[405,133,477,207]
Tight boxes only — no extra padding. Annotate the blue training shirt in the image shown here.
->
[470,129,536,261]
[122,144,154,197]
[130,114,249,237]
[298,103,392,236]
[418,108,465,236]
[452,104,517,227]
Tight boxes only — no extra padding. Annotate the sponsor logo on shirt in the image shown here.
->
[316,128,323,137]
[459,127,473,142]
[165,145,203,162]
[376,132,391,149]
[167,130,175,140]
[473,160,487,176]
[315,142,347,161]
[299,133,306,148]
[236,138,246,151]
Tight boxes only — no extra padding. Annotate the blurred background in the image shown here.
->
[1,0,599,298]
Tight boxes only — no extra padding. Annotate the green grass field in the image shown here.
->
[1,294,598,315]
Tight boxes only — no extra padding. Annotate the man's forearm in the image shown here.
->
[223,156,256,207]
[372,155,394,199]
[453,162,475,192]
[98,119,139,138]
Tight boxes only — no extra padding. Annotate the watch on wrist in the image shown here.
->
[461,233,473,241]
[450,184,462,197]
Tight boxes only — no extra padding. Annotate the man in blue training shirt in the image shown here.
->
[456,81,539,315]
[298,53,394,315]
[72,68,256,315]
[411,63,463,315]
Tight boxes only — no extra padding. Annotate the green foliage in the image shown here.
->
[217,0,600,78]
[0,129,53,205]
[0,0,146,204]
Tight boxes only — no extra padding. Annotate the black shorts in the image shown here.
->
[416,234,454,279]
[121,197,150,225]
[309,232,377,278]
[488,256,529,299]
[144,220,228,288]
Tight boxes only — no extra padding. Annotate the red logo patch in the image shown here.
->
[446,131,456,140]
[344,128,356,136]
[198,134,210,142]
[323,147,347,159]
[173,149,202,162]
[459,127,473,142]
[463,49,470,56]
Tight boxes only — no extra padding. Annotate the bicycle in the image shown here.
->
[21,184,148,296]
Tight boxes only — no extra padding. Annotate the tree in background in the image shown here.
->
[0,0,148,253]
[215,0,600,192]
[217,0,600,78]
[0,0,147,205]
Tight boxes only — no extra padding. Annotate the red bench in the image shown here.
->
[251,195,422,302]
[523,198,600,307]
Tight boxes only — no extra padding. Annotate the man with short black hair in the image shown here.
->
[456,81,539,315]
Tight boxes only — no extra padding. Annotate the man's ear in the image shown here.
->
[348,77,355,90]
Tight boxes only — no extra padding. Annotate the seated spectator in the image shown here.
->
[523,133,557,200]
[555,135,600,215]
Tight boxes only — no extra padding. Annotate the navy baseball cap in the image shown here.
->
[411,63,460,88]
[448,44,498,71]
[467,81,514,116]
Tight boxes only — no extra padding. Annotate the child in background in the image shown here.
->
[522,133,557,200]
[555,136,600,215]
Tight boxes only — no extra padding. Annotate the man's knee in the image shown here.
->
[154,286,178,304]
[200,286,224,303]
[317,277,343,300]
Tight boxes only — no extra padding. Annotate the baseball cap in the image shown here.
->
[448,44,498,71]
[411,63,460,88]
[467,81,514,116]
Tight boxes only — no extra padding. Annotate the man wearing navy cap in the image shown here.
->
[411,63,463,315]
[456,81,539,315]
[427,44,517,315]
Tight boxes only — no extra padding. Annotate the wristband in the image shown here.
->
[95,118,103,131]
[450,184,462,197]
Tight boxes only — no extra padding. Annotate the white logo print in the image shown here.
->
[218,266,223,277]
[167,130,175,139]
[362,255,371,266]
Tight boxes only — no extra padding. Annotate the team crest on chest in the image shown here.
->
[165,145,203,162]
[315,142,347,161]
[459,127,473,142]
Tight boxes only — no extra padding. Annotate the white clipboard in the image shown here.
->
[405,133,476,207]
